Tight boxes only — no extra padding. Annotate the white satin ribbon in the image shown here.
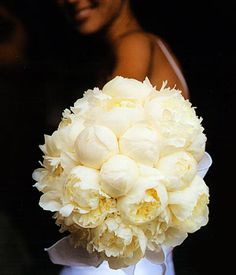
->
[197,152,212,178]
[46,237,168,275]
[45,236,102,268]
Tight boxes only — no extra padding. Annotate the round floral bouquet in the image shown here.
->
[33,76,211,270]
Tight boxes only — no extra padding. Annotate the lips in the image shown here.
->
[75,7,94,21]
[64,3,91,21]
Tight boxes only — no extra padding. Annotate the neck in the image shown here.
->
[104,1,142,47]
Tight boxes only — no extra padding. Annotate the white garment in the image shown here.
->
[156,38,189,95]
[59,251,175,275]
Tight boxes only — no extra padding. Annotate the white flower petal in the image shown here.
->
[169,175,209,232]
[97,106,145,138]
[39,191,61,212]
[117,172,168,224]
[120,126,162,166]
[102,76,153,104]
[156,151,197,191]
[100,155,139,197]
[59,204,74,217]
[75,125,119,169]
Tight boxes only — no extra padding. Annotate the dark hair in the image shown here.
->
[129,1,161,33]
[0,0,29,17]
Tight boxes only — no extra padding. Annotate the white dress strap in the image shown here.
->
[156,39,189,94]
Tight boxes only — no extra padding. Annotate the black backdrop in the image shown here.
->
[0,0,234,274]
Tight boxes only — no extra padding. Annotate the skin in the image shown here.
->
[57,0,189,99]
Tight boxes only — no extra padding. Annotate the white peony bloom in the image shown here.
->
[62,165,116,228]
[145,85,198,124]
[100,154,139,197]
[102,76,154,105]
[34,170,66,213]
[144,84,205,158]
[162,227,188,248]
[187,129,207,161]
[32,166,66,193]
[71,87,110,115]
[168,175,209,233]
[119,126,162,166]
[63,165,101,214]
[75,125,119,169]
[90,215,147,269]
[39,116,84,173]
[117,165,168,224]
[156,151,198,191]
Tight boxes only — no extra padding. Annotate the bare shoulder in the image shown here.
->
[113,31,156,65]
[110,31,155,81]
[114,31,155,53]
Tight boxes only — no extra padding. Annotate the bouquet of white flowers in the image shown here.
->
[32,76,212,271]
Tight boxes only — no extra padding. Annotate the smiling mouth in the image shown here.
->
[75,7,94,21]
[65,2,97,23]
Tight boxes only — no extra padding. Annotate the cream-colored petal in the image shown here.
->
[59,204,74,217]
[39,191,61,212]
[97,106,145,138]
[102,76,153,104]
[100,155,139,198]
[75,125,119,169]
[120,126,162,166]
[169,175,209,221]
[118,176,168,224]
[156,151,197,191]
[163,227,188,247]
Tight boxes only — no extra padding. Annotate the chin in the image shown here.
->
[76,25,100,35]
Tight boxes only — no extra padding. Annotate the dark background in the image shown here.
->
[0,0,234,274]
